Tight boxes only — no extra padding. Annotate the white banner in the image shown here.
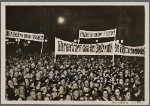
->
[79,29,116,39]
[115,42,145,57]
[55,38,145,57]
[55,38,114,55]
[6,30,44,42]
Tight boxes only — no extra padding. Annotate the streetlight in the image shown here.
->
[28,41,30,44]
[121,40,123,44]
[74,39,77,43]
[15,39,20,45]
[44,39,48,42]
[58,16,65,24]
[116,40,119,43]
[96,40,98,43]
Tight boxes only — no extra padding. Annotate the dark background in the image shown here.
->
[6,6,145,52]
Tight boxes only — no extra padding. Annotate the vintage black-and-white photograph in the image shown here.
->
[1,2,149,105]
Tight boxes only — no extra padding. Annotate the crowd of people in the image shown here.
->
[6,51,144,101]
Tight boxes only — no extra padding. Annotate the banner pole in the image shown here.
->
[54,37,56,62]
[112,44,115,66]
[41,40,44,54]
[112,29,117,66]
[54,53,56,62]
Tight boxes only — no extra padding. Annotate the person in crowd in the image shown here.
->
[6,80,15,100]
[44,96,50,101]
[72,89,80,100]
[101,89,109,101]
[36,91,42,101]
[110,94,116,101]
[29,90,36,100]
[18,85,26,100]
[58,85,66,99]
[123,90,131,101]
[65,94,72,101]
[26,96,34,101]
[114,88,123,101]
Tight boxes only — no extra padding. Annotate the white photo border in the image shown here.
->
[1,2,149,105]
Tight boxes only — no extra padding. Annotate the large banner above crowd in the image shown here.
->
[6,30,44,42]
[115,42,145,57]
[55,38,114,55]
[55,38,145,57]
[79,29,116,39]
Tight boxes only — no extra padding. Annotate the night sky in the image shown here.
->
[6,6,145,51]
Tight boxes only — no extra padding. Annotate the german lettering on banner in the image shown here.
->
[6,30,44,42]
[115,42,145,57]
[79,29,116,39]
[55,38,145,57]
[55,38,114,55]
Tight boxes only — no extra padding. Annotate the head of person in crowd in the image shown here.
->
[9,69,14,78]
[130,77,135,85]
[24,78,29,86]
[114,88,122,101]
[7,79,14,88]
[119,71,124,78]
[73,89,79,100]
[134,74,140,81]
[45,78,49,85]
[25,67,30,73]
[72,82,78,90]
[119,78,124,85]
[105,84,112,95]
[100,76,104,83]
[18,85,26,99]
[18,85,25,94]
[42,69,47,78]
[132,86,142,99]
[93,79,100,88]
[48,71,54,79]
[58,85,66,95]
[124,69,130,76]
[60,77,66,87]
[51,91,58,100]
[14,71,19,78]
[26,96,34,101]
[79,89,84,97]
[79,96,85,101]
[123,90,131,101]
[44,96,50,101]
[65,94,72,101]
[29,90,36,100]
[102,89,109,101]
[36,71,42,80]
[12,77,18,85]
[110,95,116,101]
[14,88,19,96]
[36,91,42,100]
[84,80,90,88]
[41,85,48,95]
[30,81,35,88]
[89,71,94,79]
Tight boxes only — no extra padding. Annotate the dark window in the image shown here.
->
[121,29,126,36]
